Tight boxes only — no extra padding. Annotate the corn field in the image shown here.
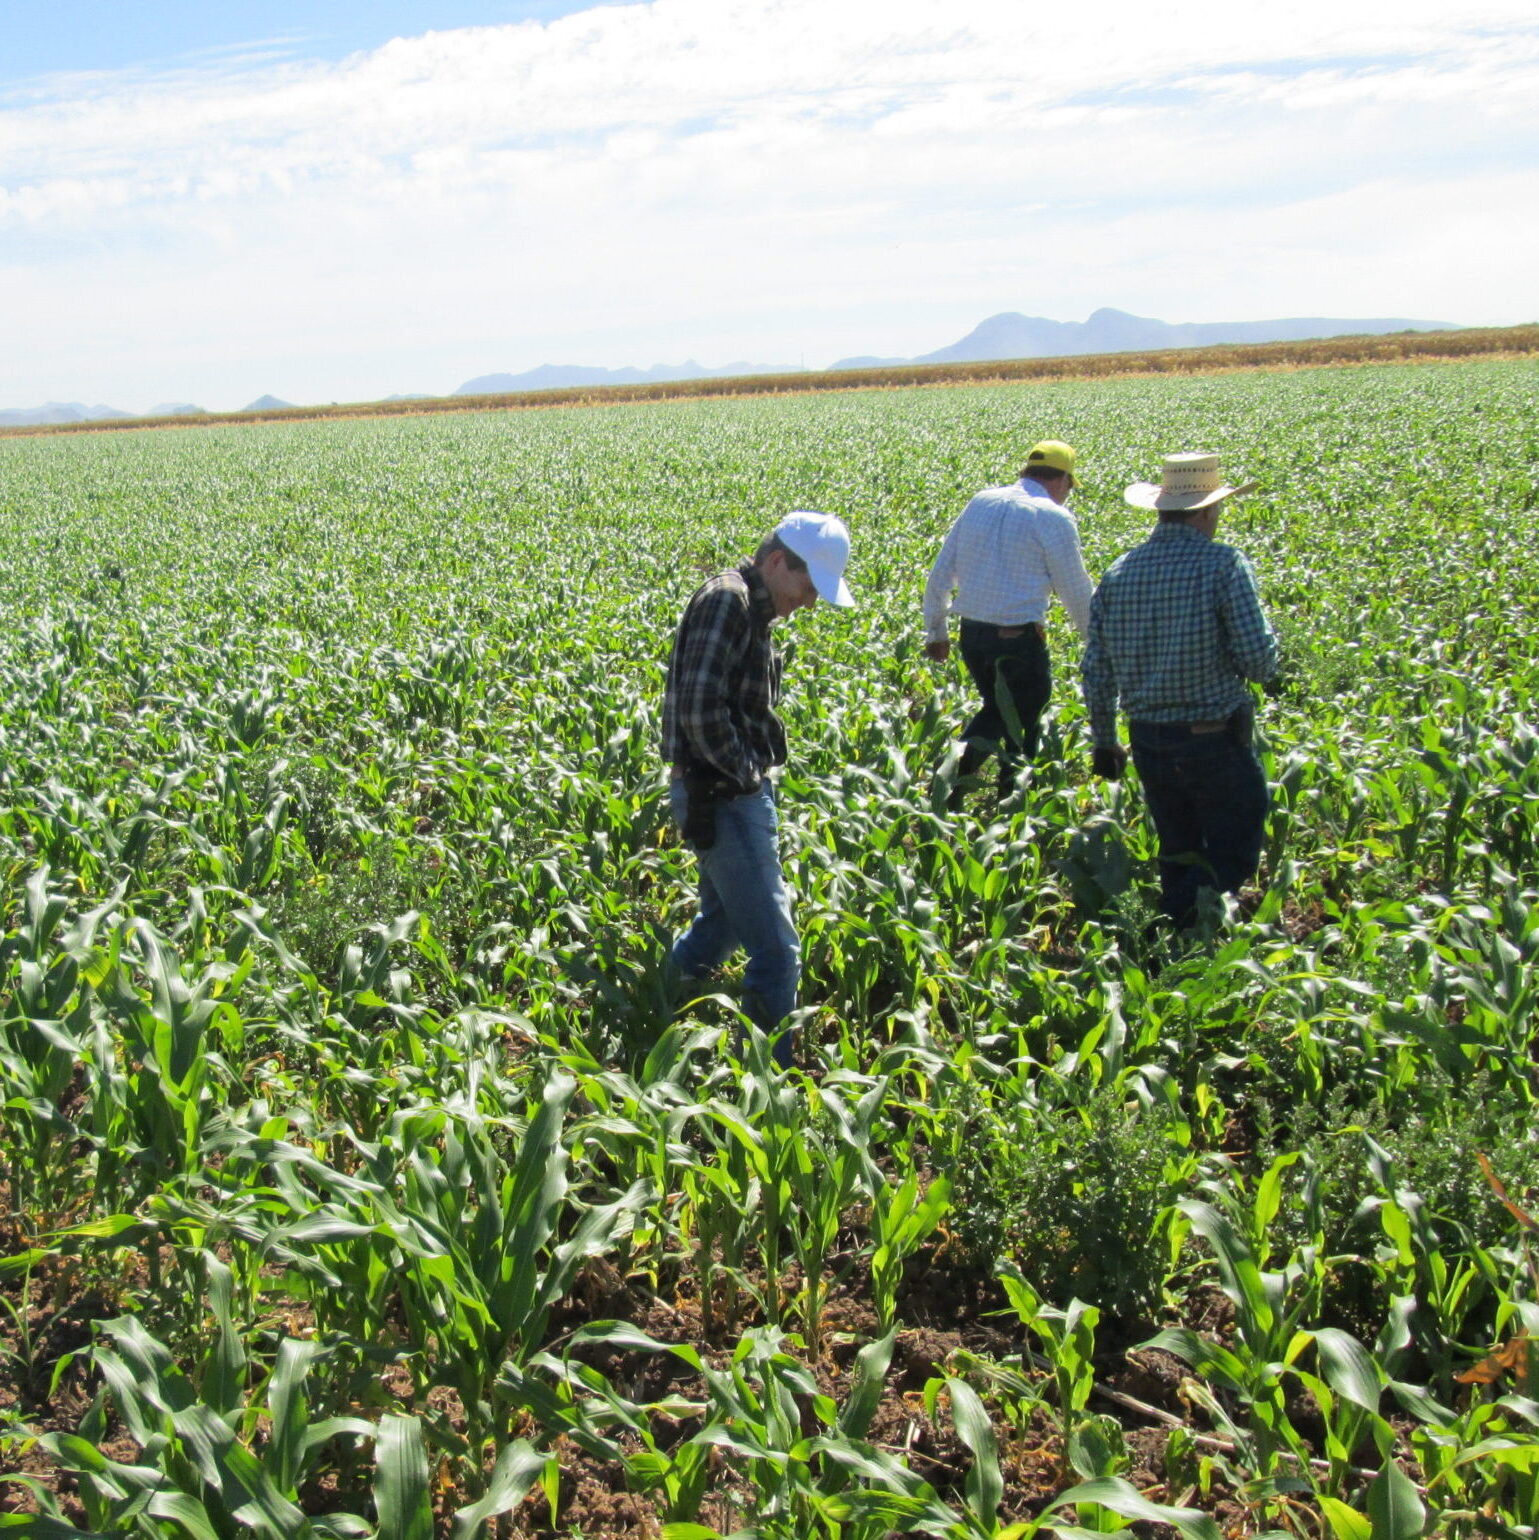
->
[1,357,1537,1538]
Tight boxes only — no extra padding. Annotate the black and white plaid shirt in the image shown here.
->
[662,560,786,786]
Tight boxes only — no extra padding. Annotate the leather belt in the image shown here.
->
[965,620,1046,639]
[1132,719,1229,735]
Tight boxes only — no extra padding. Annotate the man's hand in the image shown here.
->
[682,788,718,850]
[924,639,951,664]
[1092,744,1128,781]
[682,769,724,849]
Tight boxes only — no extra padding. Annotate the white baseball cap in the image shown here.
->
[774,510,855,608]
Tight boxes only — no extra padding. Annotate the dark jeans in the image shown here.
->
[1130,718,1269,927]
[957,620,1052,785]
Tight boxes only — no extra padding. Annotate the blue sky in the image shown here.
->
[0,3,612,78]
[2,0,1536,412]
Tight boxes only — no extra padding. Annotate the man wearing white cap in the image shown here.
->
[1081,453,1280,929]
[923,440,1094,804]
[662,511,855,1067]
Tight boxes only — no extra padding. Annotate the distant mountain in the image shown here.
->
[0,401,134,427]
[455,359,800,395]
[828,356,909,370]
[3,309,1466,429]
[832,307,1458,369]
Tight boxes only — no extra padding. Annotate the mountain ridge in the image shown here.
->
[1,309,1462,423]
[848,306,1458,370]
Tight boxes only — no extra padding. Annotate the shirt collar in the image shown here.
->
[737,559,777,626]
[1019,476,1062,504]
[1151,521,1210,542]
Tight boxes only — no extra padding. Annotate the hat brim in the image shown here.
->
[813,570,856,608]
[1124,479,1258,511]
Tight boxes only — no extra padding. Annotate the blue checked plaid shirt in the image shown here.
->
[1081,523,1279,746]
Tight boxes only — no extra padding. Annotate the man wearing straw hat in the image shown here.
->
[1081,452,1280,929]
[922,440,1094,804]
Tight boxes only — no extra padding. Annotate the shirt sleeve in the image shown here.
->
[922,517,962,641]
[1080,584,1120,746]
[1219,550,1280,683]
[670,586,760,785]
[1039,509,1094,640]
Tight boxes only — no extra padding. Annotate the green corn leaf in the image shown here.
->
[1433,1436,1539,1478]
[1365,1460,1426,1540]
[199,1253,245,1421]
[1178,1199,1274,1346]
[1043,1476,1223,1540]
[302,1415,377,1450]
[144,1492,225,1540]
[449,1439,547,1539]
[544,1178,652,1299]
[944,1376,1002,1527]
[1494,1393,1539,1426]
[1254,1151,1300,1237]
[1317,1496,1372,1540]
[812,1439,927,1490]
[1141,1327,1252,1394]
[0,1512,111,1538]
[374,1414,433,1540]
[0,1246,54,1276]
[1312,1327,1384,1414]
[563,1319,706,1373]
[172,1402,310,1538]
[837,1328,896,1440]
[57,1212,157,1243]
[266,1337,324,1494]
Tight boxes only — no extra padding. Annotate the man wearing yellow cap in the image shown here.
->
[923,441,1094,803]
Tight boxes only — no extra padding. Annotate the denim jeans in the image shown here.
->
[1129,719,1269,927]
[668,777,799,1065]
[957,620,1052,785]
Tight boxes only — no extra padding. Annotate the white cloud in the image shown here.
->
[2,0,1536,408]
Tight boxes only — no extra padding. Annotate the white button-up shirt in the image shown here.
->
[922,477,1094,644]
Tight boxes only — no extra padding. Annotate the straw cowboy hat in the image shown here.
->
[1125,452,1258,512]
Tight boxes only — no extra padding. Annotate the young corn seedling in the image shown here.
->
[996,1262,1102,1479]
[869,1171,952,1334]
[1145,1186,1324,1508]
[379,1075,652,1461]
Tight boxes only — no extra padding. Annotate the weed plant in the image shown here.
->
[948,1086,1190,1320]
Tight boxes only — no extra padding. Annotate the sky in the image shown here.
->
[2,0,1536,412]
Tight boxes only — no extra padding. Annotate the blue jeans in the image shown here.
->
[669,778,799,1064]
[1130,718,1269,927]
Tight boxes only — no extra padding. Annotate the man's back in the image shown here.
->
[1085,522,1277,729]
[923,478,1092,637]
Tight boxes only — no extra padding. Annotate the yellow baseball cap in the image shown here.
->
[1025,440,1076,475]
